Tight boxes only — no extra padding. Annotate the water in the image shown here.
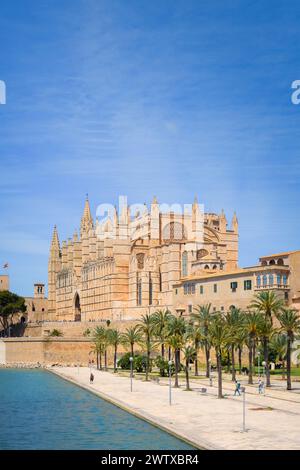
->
[0,369,194,450]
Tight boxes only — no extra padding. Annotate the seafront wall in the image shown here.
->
[0,338,94,366]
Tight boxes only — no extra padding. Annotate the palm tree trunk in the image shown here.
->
[100,351,102,370]
[130,343,134,358]
[96,352,99,370]
[146,340,150,381]
[114,345,117,372]
[185,359,190,390]
[194,343,199,376]
[287,336,292,390]
[231,344,236,381]
[253,342,256,376]
[238,346,242,374]
[248,341,253,384]
[104,349,108,370]
[205,343,210,378]
[282,360,286,380]
[263,337,271,387]
[168,347,171,361]
[161,343,165,361]
[216,348,223,398]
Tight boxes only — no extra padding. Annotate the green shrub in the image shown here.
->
[49,329,63,337]
[155,356,175,377]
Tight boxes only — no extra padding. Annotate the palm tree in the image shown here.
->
[270,333,287,379]
[166,315,186,387]
[152,309,172,360]
[186,321,203,376]
[121,325,143,357]
[137,314,155,381]
[259,317,274,387]
[191,303,213,378]
[182,345,196,390]
[276,308,300,390]
[107,329,122,373]
[224,308,243,381]
[93,326,107,370]
[235,323,247,374]
[209,315,230,398]
[243,311,263,384]
[250,291,284,325]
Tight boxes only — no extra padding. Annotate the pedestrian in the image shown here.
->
[234,380,241,396]
[90,372,94,384]
[258,379,264,394]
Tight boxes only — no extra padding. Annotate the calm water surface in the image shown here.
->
[0,369,194,450]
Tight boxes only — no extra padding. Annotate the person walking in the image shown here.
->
[234,380,241,396]
[90,372,94,384]
[258,379,264,394]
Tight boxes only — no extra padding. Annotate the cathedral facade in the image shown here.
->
[48,197,239,322]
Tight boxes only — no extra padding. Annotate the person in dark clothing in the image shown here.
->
[90,373,94,384]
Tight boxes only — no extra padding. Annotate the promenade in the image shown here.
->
[51,366,300,450]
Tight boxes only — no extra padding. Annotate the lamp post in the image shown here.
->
[168,360,173,405]
[257,351,261,378]
[208,358,212,387]
[129,356,133,392]
[240,386,246,432]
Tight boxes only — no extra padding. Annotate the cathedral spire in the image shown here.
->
[80,195,94,237]
[50,225,60,252]
[231,211,238,233]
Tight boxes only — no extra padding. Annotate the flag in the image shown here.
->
[3,263,8,269]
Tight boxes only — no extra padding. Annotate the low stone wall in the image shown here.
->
[1,337,95,366]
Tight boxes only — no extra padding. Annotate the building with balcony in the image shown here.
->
[173,250,300,315]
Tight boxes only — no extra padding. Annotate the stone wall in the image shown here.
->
[1,338,95,366]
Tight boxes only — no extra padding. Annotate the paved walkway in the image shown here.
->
[51,366,300,450]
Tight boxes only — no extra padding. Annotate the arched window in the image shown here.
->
[163,222,187,241]
[196,249,208,260]
[263,275,268,287]
[261,260,267,266]
[212,265,217,270]
[269,259,276,265]
[257,275,261,287]
[204,265,210,270]
[277,274,281,286]
[277,258,284,265]
[182,251,188,277]
[269,274,274,286]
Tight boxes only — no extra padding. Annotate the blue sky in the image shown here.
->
[1,0,300,296]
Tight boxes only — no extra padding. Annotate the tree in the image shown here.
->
[209,315,230,398]
[250,291,284,325]
[92,326,107,370]
[276,308,300,390]
[191,303,214,378]
[242,311,263,385]
[152,309,172,360]
[270,333,287,379]
[0,290,27,334]
[137,314,156,381]
[49,329,63,337]
[107,329,122,373]
[224,308,244,381]
[166,315,186,387]
[182,345,196,390]
[186,321,203,376]
[259,317,274,387]
[121,325,143,357]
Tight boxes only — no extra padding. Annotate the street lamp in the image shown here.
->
[129,356,133,392]
[168,360,173,405]
[240,386,246,432]
[208,358,212,387]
